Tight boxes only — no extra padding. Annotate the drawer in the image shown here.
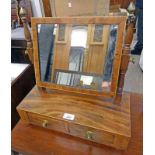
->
[28,112,115,146]
[27,113,68,134]
[68,123,115,146]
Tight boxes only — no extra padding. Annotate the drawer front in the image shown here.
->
[68,123,115,146]
[28,113,115,147]
[27,113,68,134]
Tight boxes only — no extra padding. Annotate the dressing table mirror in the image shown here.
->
[32,16,127,98]
[17,16,135,150]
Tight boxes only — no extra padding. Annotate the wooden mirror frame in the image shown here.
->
[31,16,127,98]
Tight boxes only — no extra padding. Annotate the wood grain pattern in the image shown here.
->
[31,16,127,25]
[42,0,52,17]
[31,16,127,98]
[83,25,110,75]
[17,86,131,149]
[12,93,142,155]
[117,17,135,96]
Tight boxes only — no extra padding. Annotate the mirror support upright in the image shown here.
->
[116,14,136,103]
[19,7,33,63]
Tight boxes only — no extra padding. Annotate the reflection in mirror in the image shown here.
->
[37,24,118,92]
[54,69,103,91]
[69,25,87,72]
[93,24,103,42]
[37,24,55,81]
[58,24,66,41]
[102,25,118,91]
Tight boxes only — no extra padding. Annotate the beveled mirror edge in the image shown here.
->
[31,16,127,98]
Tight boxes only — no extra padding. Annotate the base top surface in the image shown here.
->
[17,86,131,137]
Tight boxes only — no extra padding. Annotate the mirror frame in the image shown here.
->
[31,16,127,98]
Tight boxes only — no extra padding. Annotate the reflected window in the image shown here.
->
[93,24,103,42]
[71,28,87,47]
[58,24,66,41]
[69,26,88,72]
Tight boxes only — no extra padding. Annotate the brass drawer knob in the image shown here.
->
[42,120,48,127]
[86,131,93,140]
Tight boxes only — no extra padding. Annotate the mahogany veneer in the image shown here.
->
[12,93,143,155]
[17,86,131,149]
[16,16,135,150]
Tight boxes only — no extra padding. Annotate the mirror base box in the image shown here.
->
[17,86,131,150]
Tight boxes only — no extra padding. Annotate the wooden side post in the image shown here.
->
[116,14,135,102]
[19,7,33,63]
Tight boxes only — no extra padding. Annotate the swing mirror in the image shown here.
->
[32,17,127,97]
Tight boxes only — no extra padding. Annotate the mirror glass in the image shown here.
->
[37,23,118,92]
